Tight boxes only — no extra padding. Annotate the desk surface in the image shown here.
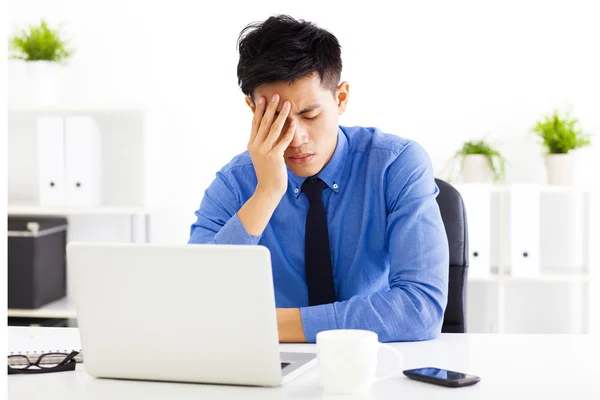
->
[7,328,600,400]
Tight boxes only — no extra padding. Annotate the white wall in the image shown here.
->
[7,1,600,333]
[7,0,600,243]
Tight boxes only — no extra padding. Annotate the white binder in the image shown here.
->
[508,184,541,277]
[455,183,492,279]
[64,117,102,206]
[36,116,67,206]
[540,192,585,270]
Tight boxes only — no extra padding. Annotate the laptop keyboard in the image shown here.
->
[281,362,291,369]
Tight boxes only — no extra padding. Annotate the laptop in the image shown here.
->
[67,242,317,386]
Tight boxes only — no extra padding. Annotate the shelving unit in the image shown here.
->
[457,183,598,334]
[7,204,152,243]
[7,104,156,242]
[8,204,151,216]
[7,104,159,326]
[468,271,591,283]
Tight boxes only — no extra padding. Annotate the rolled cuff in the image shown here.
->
[212,213,262,245]
[300,303,339,343]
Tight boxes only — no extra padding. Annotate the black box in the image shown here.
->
[8,216,68,309]
[8,317,72,327]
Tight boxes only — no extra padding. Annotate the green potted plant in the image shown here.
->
[8,19,73,106]
[450,139,506,183]
[532,109,591,185]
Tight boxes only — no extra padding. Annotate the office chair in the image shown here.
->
[435,178,469,333]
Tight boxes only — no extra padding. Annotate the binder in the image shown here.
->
[454,183,492,278]
[540,192,585,270]
[508,184,541,277]
[64,117,102,206]
[36,116,67,206]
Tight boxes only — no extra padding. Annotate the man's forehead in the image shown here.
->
[254,75,326,101]
[255,88,323,100]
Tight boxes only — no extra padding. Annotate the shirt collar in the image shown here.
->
[288,127,348,198]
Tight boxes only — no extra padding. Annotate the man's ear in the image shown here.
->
[336,81,350,115]
[245,96,256,113]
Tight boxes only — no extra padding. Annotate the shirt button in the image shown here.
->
[294,188,299,194]
[333,183,339,190]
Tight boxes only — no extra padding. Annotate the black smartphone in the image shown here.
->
[403,367,480,388]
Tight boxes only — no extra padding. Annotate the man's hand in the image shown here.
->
[276,308,307,343]
[237,94,296,236]
[248,94,296,200]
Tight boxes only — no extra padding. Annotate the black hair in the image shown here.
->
[236,15,342,99]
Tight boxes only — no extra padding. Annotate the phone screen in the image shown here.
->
[408,367,474,381]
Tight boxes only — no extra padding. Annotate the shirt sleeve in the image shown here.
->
[188,171,261,245]
[300,141,449,343]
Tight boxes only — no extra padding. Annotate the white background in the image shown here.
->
[4,0,600,335]
[6,0,600,243]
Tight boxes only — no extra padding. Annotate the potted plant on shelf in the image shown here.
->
[531,109,591,185]
[450,139,506,183]
[8,19,73,106]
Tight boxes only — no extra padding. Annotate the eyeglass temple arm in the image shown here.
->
[61,351,79,364]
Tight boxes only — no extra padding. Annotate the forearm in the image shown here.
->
[276,308,306,343]
[188,182,281,244]
[237,189,281,236]
[300,282,446,343]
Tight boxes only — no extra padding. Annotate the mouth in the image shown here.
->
[287,153,314,165]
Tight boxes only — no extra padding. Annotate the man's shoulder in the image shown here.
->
[342,125,419,159]
[219,150,255,176]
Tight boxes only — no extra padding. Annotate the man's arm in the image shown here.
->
[189,94,296,244]
[188,167,286,244]
[277,308,306,342]
[299,141,450,343]
[188,170,273,245]
[191,180,308,343]
[189,95,306,342]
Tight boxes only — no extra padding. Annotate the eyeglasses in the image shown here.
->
[8,351,79,375]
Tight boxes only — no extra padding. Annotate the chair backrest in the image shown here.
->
[434,178,469,333]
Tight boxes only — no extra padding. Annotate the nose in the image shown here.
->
[288,124,309,148]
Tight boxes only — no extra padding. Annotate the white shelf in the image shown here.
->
[8,297,77,319]
[469,272,590,283]
[501,273,590,282]
[468,276,502,283]
[454,183,597,194]
[8,204,152,216]
[8,104,149,113]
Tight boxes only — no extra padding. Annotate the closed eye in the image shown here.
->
[303,115,319,121]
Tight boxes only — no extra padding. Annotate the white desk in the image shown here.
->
[7,328,600,399]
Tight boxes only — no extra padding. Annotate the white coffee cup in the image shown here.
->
[316,329,403,394]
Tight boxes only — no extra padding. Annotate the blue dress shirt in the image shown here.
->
[188,125,449,343]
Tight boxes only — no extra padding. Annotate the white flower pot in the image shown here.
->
[8,60,63,106]
[7,59,28,105]
[461,154,492,183]
[544,154,575,185]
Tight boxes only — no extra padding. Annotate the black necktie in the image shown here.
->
[302,178,336,306]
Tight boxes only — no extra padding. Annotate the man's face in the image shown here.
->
[247,73,349,177]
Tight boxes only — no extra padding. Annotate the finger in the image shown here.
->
[255,94,280,143]
[273,119,296,153]
[264,100,291,148]
[249,96,266,144]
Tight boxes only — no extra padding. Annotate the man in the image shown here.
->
[188,15,449,343]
